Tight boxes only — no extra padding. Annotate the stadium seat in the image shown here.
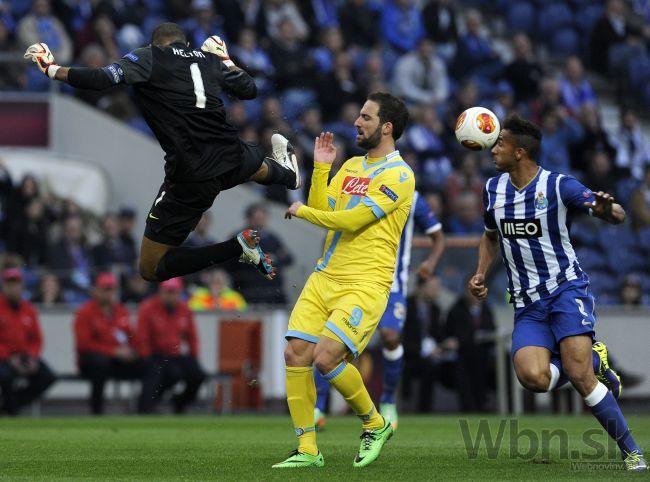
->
[25,69,51,92]
[143,0,167,15]
[642,84,650,109]
[574,4,604,34]
[141,15,169,41]
[549,28,580,57]
[640,273,650,292]
[243,98,263,122]
[599,226,646,274]
[605,248,645,274]
[575,247,607,271]
[528,0,565,6]
[597,224,636,252]
[460,0,492,6]
[381,48,401,80]
[280,88,317,123]
[637,227,650,255]
[587,269,618,303]
[10,0,31,19]
[568,0,599,6]
[537,3,574,38]
[615,178,641,209]
[627,56,650,91]
[569,220,597,247]
[506,2,537,36]
[493,0,514,11]
[594,291,617,306]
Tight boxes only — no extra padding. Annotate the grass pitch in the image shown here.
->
[0,415,648,481]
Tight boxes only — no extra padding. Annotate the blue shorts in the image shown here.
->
[378,292,407,332]
[511,281,596,357]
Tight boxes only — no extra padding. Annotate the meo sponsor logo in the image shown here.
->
[342,176,370,196]
[500,218,542,238]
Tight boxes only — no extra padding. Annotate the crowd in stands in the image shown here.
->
[0,164,291,306]
[0,268,208,415]
[0,0,649,305]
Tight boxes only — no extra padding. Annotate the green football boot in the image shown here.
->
[272,450,324,469]
[624,450,648,472]
[593,341,622,399]
[353,417,393,468]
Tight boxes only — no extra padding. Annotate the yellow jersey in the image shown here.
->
[296,150,415,290]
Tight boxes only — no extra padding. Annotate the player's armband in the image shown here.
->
[102,63,125,84]
[67,65,122,90]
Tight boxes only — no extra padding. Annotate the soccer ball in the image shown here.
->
[455,106,500,151]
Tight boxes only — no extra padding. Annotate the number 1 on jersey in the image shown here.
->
[190,63,206,109]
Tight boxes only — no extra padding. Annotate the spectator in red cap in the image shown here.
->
[136,277,206,413]
[0,268,56,414]
[74,272,155,414]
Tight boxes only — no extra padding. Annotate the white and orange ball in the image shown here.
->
[455,106,500,151]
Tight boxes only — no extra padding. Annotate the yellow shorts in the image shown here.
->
[286,272,389,357]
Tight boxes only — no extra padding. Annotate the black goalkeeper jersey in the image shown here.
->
[114,42,257,182]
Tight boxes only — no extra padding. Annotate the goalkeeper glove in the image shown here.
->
[201,35,235,68]
[24,42,60,79]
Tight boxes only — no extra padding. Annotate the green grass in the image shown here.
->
[0,415,648,481]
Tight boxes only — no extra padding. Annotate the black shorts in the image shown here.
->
[144,140,265,246]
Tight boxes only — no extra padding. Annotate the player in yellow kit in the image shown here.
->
[273,92,414,469]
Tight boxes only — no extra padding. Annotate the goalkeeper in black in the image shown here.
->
[24,22,300,282]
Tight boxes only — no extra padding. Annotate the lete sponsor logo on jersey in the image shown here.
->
[342,176,370,195]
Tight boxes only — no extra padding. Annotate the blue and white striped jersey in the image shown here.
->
[483,167,595,308]
[391,190,442,295]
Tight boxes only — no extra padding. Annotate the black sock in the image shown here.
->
[154,239,241,281]
[258,158,295,187]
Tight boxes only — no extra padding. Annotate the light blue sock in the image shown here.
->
[380,345,404,405]
[313,368,330,412]
[585,381,642,456]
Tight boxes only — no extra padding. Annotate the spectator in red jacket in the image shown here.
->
[74,272,155,414]
[0,268,55,415]
[136,278,206,413]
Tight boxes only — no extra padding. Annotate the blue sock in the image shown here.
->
[380,345,404,404]
[313,368,329,412]
[549,357,569,390]
[585,382,642,456]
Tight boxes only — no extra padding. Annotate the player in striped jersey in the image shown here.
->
[469,115,646,471]
[313,191,445,430]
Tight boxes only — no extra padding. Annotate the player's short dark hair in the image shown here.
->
[367,92,409,141]
[503,114,542,161]
[152,22,187,46]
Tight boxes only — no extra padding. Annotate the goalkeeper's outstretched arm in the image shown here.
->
[24,42,123,90]
[57,67,119,90]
